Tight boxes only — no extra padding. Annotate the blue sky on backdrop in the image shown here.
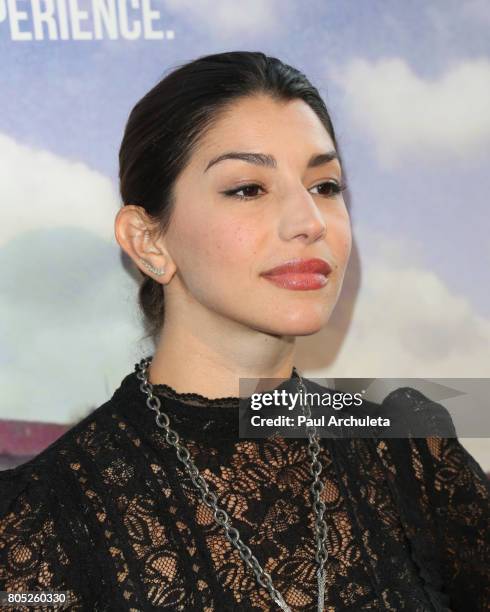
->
[1,0,489,425]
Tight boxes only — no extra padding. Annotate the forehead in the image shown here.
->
[192,95,337,169]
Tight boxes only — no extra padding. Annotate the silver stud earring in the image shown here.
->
[139,258,165,276]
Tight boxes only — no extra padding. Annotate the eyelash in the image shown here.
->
[222,180,348,201]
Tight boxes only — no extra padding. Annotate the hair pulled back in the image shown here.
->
[118,51,340,342]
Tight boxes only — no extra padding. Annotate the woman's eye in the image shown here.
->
[222,183,264,200]
[310,180,348,198]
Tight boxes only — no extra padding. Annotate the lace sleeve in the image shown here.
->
[0,458,92,611]
[418,436,490,611]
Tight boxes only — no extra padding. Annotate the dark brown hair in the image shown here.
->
[118,51,341,342]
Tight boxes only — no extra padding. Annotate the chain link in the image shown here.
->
[135,356,328,612]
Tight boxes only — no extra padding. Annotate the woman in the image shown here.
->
[0,51,488,611]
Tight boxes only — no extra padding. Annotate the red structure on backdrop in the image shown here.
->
[0,419,69,470]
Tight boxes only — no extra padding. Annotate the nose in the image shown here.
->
[278,185,327,244]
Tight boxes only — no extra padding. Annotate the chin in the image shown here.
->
[252,308,330,337]
[278,319,326,337]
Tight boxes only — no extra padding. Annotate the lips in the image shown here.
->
[261,258,332,277]
[260,258,332,291]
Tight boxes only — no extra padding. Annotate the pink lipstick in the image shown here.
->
[260,258,332,291]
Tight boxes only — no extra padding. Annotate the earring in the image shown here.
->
[139,258,165,276]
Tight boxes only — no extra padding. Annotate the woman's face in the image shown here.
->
[163,94,352,336]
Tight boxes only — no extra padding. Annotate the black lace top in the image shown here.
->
[0,364,489,611]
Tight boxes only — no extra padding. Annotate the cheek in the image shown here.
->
[204,221,259,276]
[171,210,259,282]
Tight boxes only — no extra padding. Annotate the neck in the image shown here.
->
[148,310,296,400]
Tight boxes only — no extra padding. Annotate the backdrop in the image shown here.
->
[1,0,489,469]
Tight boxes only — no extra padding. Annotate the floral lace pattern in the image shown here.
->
[0,370,489,611]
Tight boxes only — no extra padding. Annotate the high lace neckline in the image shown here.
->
[150,365,301,408]
[113,363,302,440]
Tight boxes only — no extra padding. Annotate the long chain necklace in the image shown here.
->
[135,356,329,612]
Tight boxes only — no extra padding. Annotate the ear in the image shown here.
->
[114,205,176,283]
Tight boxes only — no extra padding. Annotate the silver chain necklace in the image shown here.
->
[135,356,329,612]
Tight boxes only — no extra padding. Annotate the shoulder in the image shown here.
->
[0,396,117,484]
[0,394,118,515]
[300,378,457,438]
[376,385,457,437]
[0,390,132,544]
[303,379,486,489]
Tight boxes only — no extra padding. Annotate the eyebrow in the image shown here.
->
[204,150,341,173]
